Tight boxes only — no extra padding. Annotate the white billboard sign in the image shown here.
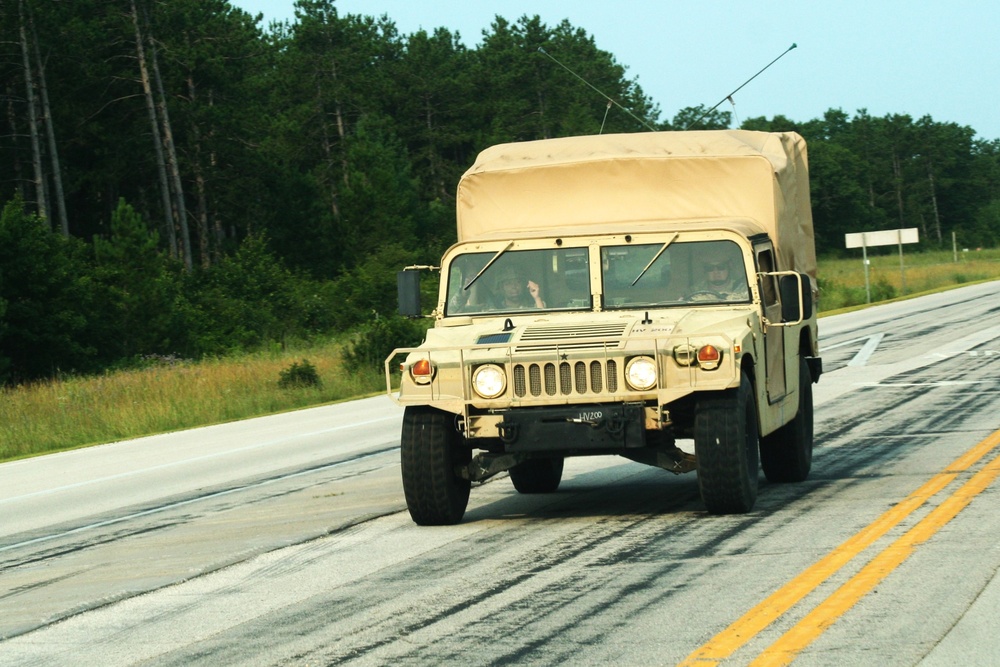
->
[845,228,919,249]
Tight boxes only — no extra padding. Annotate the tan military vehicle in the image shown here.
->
[387,130,822,525]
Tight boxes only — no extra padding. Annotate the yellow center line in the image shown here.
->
[752,449,1000,666]
[679,428,1000,667]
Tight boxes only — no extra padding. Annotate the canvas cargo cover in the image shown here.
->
[457,130,816,280]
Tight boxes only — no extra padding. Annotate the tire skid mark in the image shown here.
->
[309,518,721,665]
[173,491,784,666]
[1,454,396,564]
[821,288,997,343]
[0,570,89,601]
[147,493,716,665]
[0,452,403,641]
[1,521,185,571]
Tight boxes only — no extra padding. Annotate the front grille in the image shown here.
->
[482,321,628,400]
[513,359,618,398]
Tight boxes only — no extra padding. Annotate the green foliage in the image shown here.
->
[670,105,732,131]
[391,27,476,215]
[90,199,184,362]
[0,262,7,381]
[0,197,94,383]
[278,359,322,389]
[337,114,420,264]
[2,2,1000,385]
[741,114,803,133]
[343,316,428,373]
[472,16,657,143]
[186,234,308,354]
[870,277,898,302]
[328,244,425,326]
[804,140,871,252]
[816,276,896,311]
[962,199,1000,248]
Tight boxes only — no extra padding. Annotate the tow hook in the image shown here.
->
[498,420,519,443]
[605,415,626,436]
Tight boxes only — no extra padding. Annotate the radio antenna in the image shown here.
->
[537,46,658,132]
[685,43,798,130]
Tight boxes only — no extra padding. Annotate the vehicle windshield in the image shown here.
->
[602,239,750,309]
[446,247,591,316]
[443,239,750,316]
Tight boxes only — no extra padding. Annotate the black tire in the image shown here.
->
[760,357,813,483]
[509,457,565,494]
[695,372,760,514]
[400,406,471,525]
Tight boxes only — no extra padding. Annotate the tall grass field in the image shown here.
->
[1,340,384,462]
[818,247,1000,311]
[4,248,999,463]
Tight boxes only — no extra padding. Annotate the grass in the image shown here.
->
[0,338,384,462]
[816,247,1000,312]
[4,247,1000,464]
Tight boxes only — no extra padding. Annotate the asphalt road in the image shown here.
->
[2,281,1000,666]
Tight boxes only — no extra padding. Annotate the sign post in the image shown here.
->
[845,228,919,303]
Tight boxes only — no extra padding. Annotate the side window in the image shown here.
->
[756,247,779,306]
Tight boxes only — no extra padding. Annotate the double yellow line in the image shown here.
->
[680,427,1000,666]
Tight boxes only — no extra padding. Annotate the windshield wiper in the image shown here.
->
[463,240,514,291]
[630,232,678,286]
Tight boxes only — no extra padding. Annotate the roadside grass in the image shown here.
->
[4,247,999,463]
[817,247,1000,311]
[0,338,384,462]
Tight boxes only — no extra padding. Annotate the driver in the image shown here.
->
[695,258,749,300]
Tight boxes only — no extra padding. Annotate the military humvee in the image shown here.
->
[387,130,822,525]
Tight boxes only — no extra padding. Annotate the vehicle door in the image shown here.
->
[754,242,787,402]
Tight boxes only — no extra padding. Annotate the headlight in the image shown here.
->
[472,364,506,398]
[625,356,658,391]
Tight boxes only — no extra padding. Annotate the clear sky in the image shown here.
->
[231,1,1000,141]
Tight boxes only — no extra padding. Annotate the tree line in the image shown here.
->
[1,0,999,384]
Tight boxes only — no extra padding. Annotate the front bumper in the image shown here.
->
[495,403,647,452]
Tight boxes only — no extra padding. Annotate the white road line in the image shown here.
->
[847,333,885,367]
[819,333,886,367]
[0,416,399,506]
[814,324,1000,407]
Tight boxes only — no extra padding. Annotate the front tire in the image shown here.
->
[760,357,813,483]
[695,372,760,514]
[401,406,471,525]
[509,457,564,493]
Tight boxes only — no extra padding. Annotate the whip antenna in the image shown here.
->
[685,42,797,130]
[537,46,657,132]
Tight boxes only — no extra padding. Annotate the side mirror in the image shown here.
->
[779,273,813,322]
[397,270,421,317]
